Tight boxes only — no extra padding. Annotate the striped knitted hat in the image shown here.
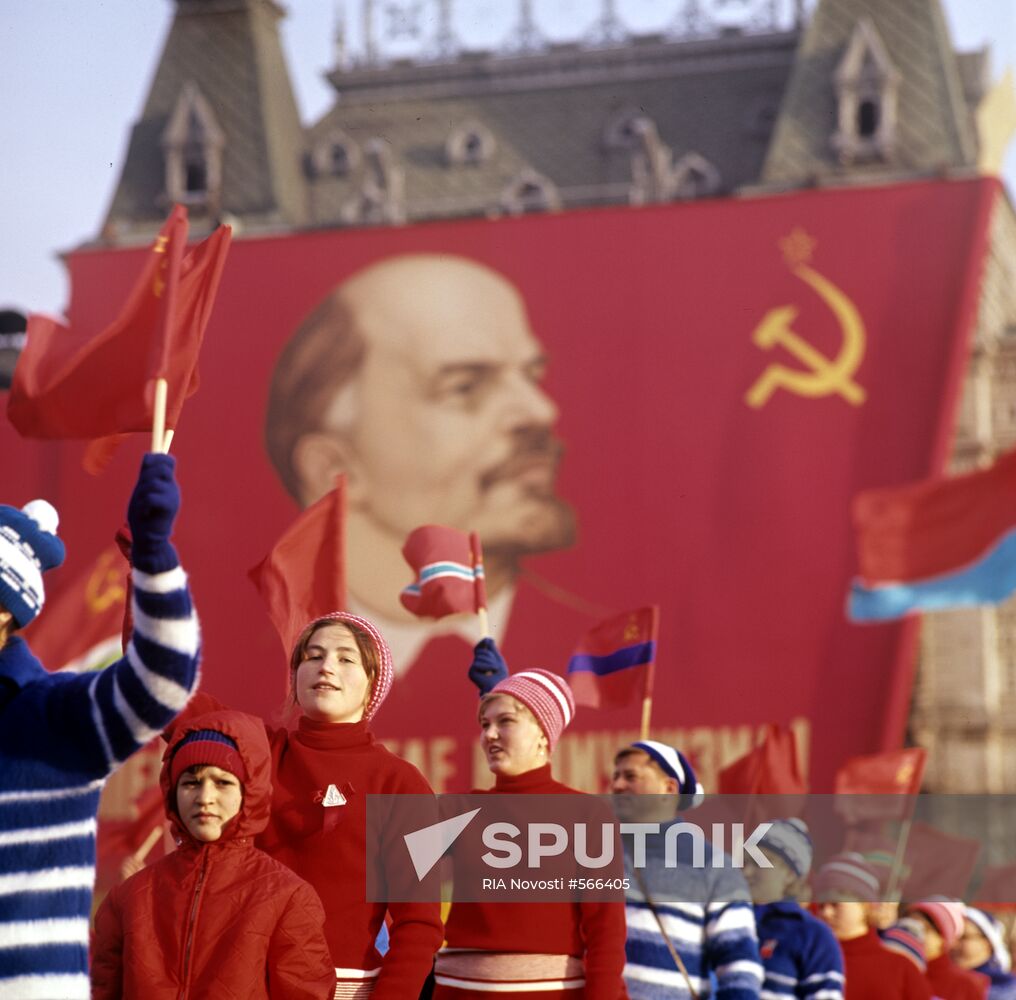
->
[907,899,967,949]
[630,740,705,809]
[489,669,575,751]
[881,917,928,971]
[0,500,65,628]
[813,852,882,902]
[170,729,247,786]
[292,611,393,720]
[965,906,1012,973]
[760,818,813,878]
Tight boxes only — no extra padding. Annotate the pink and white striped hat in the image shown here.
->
[813,852,882,902]
[489,669,576,751]
[907,898,967,949]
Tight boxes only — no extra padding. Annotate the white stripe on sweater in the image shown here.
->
[111,673,162,746]
[132,565,188,594]
[715,958,763,981]
[130,605,199,657]
[706,903,757,935]
[804,970,845,984]
[0,973,89,999]
[125,643,194,712]
[0,917,89,948]
[0,780,104,805]
[0,866,94,897]
[0,818,95,848]
[434,974,584,992]
[626,906,704,944]
[88,674,116,770]
[622,961,705,990]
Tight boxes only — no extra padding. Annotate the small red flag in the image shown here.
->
[248,478,347,656]
[566,607,658,709]
[96,782,166,884]
[399,525,486,619]
[975,863,1016,907]
[8,207,231,443]
[717,724,806,796]
[833,747,926,823]
[901,821,981,900]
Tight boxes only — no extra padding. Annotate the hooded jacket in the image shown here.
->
[90,708,336,1000]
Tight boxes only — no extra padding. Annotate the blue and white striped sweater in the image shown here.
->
[0,556,199,1000]
[622,830,763,998]
[754,900,844,1000]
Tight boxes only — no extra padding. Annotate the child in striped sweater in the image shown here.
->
[0,453,200,1000]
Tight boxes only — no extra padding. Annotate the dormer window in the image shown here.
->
[161,82,224,209]
[603,108,654,150]
[498,169,561,215]
[671,153,722,199]
[309,129,360,179]
[831,18,900,165]
[446,122,496,166]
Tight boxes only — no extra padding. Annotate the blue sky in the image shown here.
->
[2,0,1015,315]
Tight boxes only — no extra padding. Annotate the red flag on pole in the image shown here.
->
[399,525,486,619]
[717,724,806,795]
[833,747,926,823]
[8,207,231,442]
[566,607,658,709]
[900,821,981,900]
[248,478,347,656]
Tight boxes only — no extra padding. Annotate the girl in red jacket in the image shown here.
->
[255,611,444,1000]
[91,708,336,999]
[434,668,629,999]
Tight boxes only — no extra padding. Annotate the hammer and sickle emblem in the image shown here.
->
[85,549,126,614]
[745,263,867,408]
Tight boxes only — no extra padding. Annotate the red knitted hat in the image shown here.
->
[488,669,575,751]
[170,729,247,786]
[907,899,966,949]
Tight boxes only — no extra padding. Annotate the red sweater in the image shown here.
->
[839,929,932,1000]
[925,954,989,1000]
[256,717,443,1000]
[442,764,628,1000]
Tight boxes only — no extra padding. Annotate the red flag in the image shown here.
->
[854,447,1016,584]
[95,781,166,885]
[248,478,347,655]
[835,747,926,795]
[23,540,131,671]
[8,207,231,442]
[399,525,486,619]
[975,864,1016,907]
[717,723,806,795]
[901,821,980,900]
[833,747,926,823]
[566,607,657,709]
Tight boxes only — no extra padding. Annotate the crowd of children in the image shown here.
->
[2,456,1015,999]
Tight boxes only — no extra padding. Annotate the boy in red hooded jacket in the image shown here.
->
[90,708,336,999]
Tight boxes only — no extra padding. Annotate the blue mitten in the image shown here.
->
[468,637,508,696]
[128,453,180,573]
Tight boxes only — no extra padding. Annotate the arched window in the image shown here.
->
[498,169,561,215]
[161,82,225,208]
[445,121,496,166]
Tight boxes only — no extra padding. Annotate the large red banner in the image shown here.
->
[4,178,997,793]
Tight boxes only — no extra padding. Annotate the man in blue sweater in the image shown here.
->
[0,453,200,1000]
[612,740,763,999]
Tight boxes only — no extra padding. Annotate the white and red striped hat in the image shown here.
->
[813,852,882,902]
[489,669,575,751]
[292,611,393,720]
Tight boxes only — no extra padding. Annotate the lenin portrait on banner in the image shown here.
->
[263,253,599,738]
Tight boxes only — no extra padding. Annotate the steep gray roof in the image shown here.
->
[761,0,978,185]
[103,0,307,241]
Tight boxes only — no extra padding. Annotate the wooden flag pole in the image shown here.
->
[135,823,165,863]
[640,695,653,741]
[163,428,175,453]
[885,816,913,902]
[477,606,491,639]
[151,378,168,454]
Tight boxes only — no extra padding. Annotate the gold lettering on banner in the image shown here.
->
[746,228,867,408]
[85,549,126,614]
[152,233,169,297]
[381,718,812,794]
